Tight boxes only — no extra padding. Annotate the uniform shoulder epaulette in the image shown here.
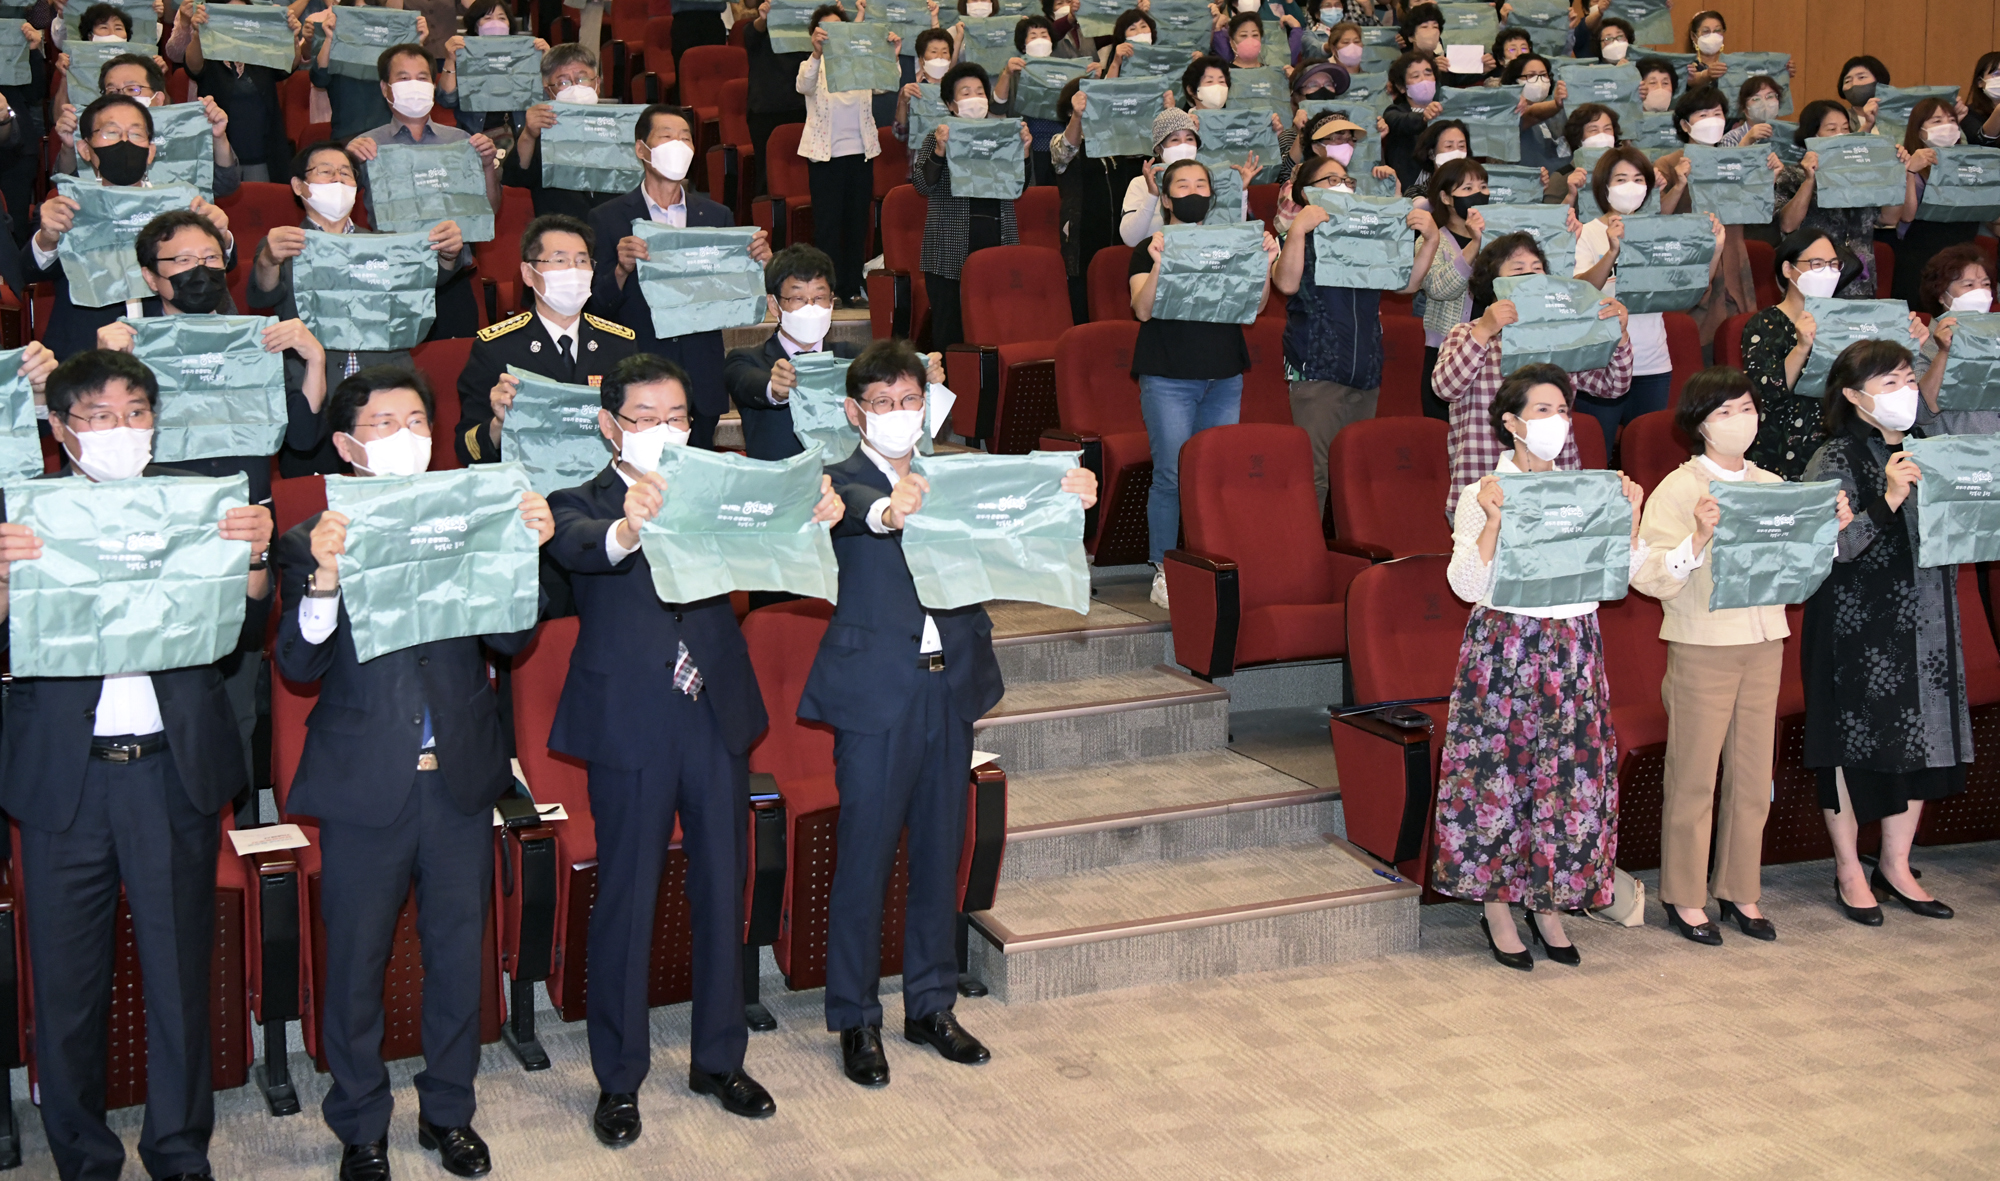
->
[477,311,533,342]
[584,313,636,340]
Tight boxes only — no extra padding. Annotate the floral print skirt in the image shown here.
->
[1431,607,1620,911]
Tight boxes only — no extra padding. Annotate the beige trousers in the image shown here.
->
[1658,639,1784,907]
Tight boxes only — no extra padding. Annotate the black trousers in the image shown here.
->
[923,214,1003,351]
[1419,343,1449,422]
[22,748,218,1181]
[316,768,492,1145]
[671,9,727,67]
[808,153,873,300]
[746,111,801,194]
[584,688,748,1091]
[823,671,971,1032]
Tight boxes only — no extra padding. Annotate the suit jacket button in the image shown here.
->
[673,612,683,622]
[418,656,430,666]
[412,715,423,725]
[83,709,94,719]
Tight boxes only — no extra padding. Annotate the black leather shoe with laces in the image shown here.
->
[904,1009,990,1064]
[416,1117,491,1177]
[689,1066,777,1119]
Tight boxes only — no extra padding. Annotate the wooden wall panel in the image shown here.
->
[1806,0,1871,105]
[1753,0,1813,104]
[1923,0,1991,95]
[1864,0,1931,90]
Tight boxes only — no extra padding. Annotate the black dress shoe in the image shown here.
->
[689,1066,776,1119]
[840,1025,890,1087]
[339,1141,391,1181]
[592,1092,642,1147]
[1834,876,1883,926]
[416,1117,491,1178]
[1480,917,1533,971]
[1665,905,1724,946]
[904,1009,990,1065]
[157,1175,216,1180]
[1717,899,1777,941]
[1872,868,1954,919]
[1522,909,1580,966]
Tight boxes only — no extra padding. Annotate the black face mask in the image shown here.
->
[165,264,228,314]
[1168,192,1212,223]
[1452,191,1490,215]
[93,140,149,186]
[1843,81,1876,106]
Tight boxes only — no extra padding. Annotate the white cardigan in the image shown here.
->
[795,55,882,164]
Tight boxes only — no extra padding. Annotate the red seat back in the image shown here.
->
[1239,316,1288,424]
[719,77,751,148]
[411,339,472,472]
[1960,567,2000,708]
[1596,591,1669,715]
[1086,244,1134,322]
[225,183,306,262]
[1328,417,1452,558]
[509,616,595,854]
[1180,424,1343,610]
[644,15,676,63]
[680,45,748,117]
[1874,240,1895,298]
[1663,311,1700,409]
[1344,554,1468,704]
[1715,309,1753,371]
[271,474,327,539]
[742,600,838,782]
[879,184,926,273]
[1053,321,1142,435]
[1246,183,1279,234]
[1619,409,1686,494]
[471,185,535,319]
[1573,412,1606,469]
[1013,186,1060,253]
[281,70,313,152]
[960,245,1071,346]
[1378,313,1424,417]
[1746,237,1778,308]
[871,134,908,200]
[760,123,811,200]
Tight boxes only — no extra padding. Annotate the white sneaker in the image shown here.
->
[1149,569,1169,609]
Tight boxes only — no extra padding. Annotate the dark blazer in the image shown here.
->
[30,228,239,362]
[546,464,768,763]
[724,335,863,461]
[0,467,269,832]
[455,309,637,466]
[499,148,621,223]
[797,447,1003,735]
[586,186,736,421]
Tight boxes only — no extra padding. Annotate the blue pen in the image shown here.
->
[1373,868,1405,884]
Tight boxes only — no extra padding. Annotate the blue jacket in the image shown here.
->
[587,186,737,421]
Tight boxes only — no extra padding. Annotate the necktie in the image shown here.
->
[558,334,575,380]
[673,641,703,699]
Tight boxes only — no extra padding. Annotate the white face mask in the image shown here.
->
[1520,77,1550,103]
[1126,28,1150,44]
[1514,414,1569,462]
[478,18,511,34]
[1865,384,1919,433]
[1688,115,1726,144]
[90,32,125,41]
[1196,83,1228,110]
[1925,123,1961,148]
[955,94,988,119]
[389,79,435,120]
[864,408,926,458]
[1581,131,1615,149]
[351,427,431,477]
[1024,36,1051,57]
[1235,0,1257,10]
[965,0,992,15]
[305,181,358,222]
[923,57,950,79]
[617,421,687,472]
[1949,287,1994,314]
[1695,32,1723,55]
[1641,87,1671,112]
[537,268,592,317]
[1159,140,1198,164]
[1053,4,1070,17]
[1607,180,1648,213]
[780,302,833,346]
[1336,44,1363,67]
[1986,76,2000,100]
[1600,39,1627,62]
[66,425,152,482]
[555,83,599,104]
[649,139,696,180]
[1432,148,1466,167]
[1792,264,1840,299]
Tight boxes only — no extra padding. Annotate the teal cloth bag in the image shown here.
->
[455,36,545,113]
[325,465,541,663]
[1300,87,1395,130]
[1081,78,1165,159]
[943,117,1026,199]
[1935,312,2000,411]
[195,3,297,70]
[902,451,1088,614]
[1122,42,1193,79]
[63,0,157,44]
[61,42,130,97]
[293,230,439,351]
[1721,51,1793,116]
[55,179,202,309]
[498,366,613,495]
[1436,1,1498,46]
[1482,164,1545,206]
[1555,62,1637,122]
[1307,190,1413,290]
[1201,166,1244,225]
[1909,434,2000,568]
[908,89,952,142]
[0,348,38,482]
[1609,213,1713,314]
[1478,204,1576,276]
[640,445,840,603]
[1505,0,1569,32]
[862,0,928,54]
[1015,58,1090,123]
[821,22,901,93]
[1439,84,1523,163]
[1195,108,1281,184]
[1144,0,1214,47]
[369,142,495,241]
[1153,222,1265,325]
[539,102,647,193]
[1491,273,1619,373]
[1227,67,1290,117]
[765,0,820,52]
[631,223,766,335]
[1805,135,1906,209]
[137,315,288,462]
[1490,470,1631,610]
[1605,0,1671,45]
[1916,146,2000,223]
[328,7,419,80]
[1074,0,1119,38]
[1706,480,1840,609]
[5,474,251,678]
[789,351,860,457]
[956,17,1018,72]
[1629,112,1682,154]
[1684,144,1774,227]
[0,21,29,87]
[1797,296,1920,397]
[1874,84,1958,145]
[84,103,215,198]
[1356,25,1402,65]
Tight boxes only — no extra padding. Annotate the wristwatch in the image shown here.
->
[247,546,269,572]
[306,569,338,598]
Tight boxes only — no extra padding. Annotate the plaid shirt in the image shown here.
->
[1434,320,1635,515]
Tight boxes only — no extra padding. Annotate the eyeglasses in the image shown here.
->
[88,126,150,146]
[549,72,597,89]
[101,82,155,98]
[161,252,225,269]
[528,255,593,271]
[304,164,358,183]
[1792,258,1841,273]
[616,410,692,430]
[777,293,834,311]
[68,407,154,430]
[859,393,926,414]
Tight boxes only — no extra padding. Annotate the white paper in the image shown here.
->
[927,382,957,441]
[492,802,570,827]
[227,823,311,856]
[1445,44,1485,76]
[971,749,999,770]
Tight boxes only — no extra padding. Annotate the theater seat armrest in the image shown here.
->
[1334,706,1443,867]
[1329,538,1392,562]
[501,824,558,983]
[1324,544,1373,595]
[744,788,787,946]
[959,762,1007,913]
[944,343,998,440]
[1164,548,1238,680]
[248,848,303,1024]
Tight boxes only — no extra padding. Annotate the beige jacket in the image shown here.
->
[1632,456,1791,646]
[794,54,883,164]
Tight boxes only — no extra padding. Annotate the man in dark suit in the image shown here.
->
[273,366,555,1181]
[455,213,637,466]
[546,353,842,1145]
[0,348,273,1181]
[723,243,865,461]
[800,340,1094,1088]
[587,103,773,449]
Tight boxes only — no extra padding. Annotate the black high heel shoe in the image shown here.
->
[1522,908,1580,966]
[1480,917,1534,972]
[1717,900,1776,941]
[1664,904,1724,946]
[1834,876,1883,926]
[1871,868,1954,919]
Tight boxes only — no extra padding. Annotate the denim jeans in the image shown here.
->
[1574,370,1671,463]
[1139,374,1243,564]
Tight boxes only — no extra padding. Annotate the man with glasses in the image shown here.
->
[724,243,867,461]
[0,349,272,1181]
[502,43,618,220]
[545,353,842,1145]
[49,54,242,198]
[455,214,636,466]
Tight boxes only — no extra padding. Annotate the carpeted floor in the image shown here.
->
[25,845,2000,1180]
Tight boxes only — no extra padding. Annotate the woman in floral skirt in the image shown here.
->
[1434,364,1648,971]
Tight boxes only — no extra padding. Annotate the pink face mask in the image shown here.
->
[1406,79,1436,104]
[1324,141,1354,165]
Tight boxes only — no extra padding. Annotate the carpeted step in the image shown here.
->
[974,665,1228,774]
[989,599,1170,684]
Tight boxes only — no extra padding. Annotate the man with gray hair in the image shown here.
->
[503,43,623,220]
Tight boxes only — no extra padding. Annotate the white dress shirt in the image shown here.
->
[642,184,688,226]
[858,441,942,653]
[538,311,580,364]
[94,674,164,737]
[767,329,820,404]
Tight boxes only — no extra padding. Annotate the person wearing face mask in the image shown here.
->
[501,44,623,220]
[1181,55,1234,113]
[1050,74,1144,318]
[1634,56,1678,116]
[1802,339,1973,928]
[1407,117,1468,196]
[455,215,639,467]
[724,243,872,459]
[546,353,841,1142]
[1502,51,1569,173]
[1594,15,1633,65]
[1436,365,1648,971]
[434,0,552,158]
[1210,12,1299,70]
[1093,10,1157,77]
[305,1,434,140]
[914,63,1033,349]
[1551,102,1618,199]
[1912,242,2000,438]
[1664,84,1775,337]
[1743,229,1866,479]
[1326,21,1368,73]
[276,366,554,1181]
[992,15,1069,187]
[1274,110,1371,230]
[805,340,1094,1086]
[590,104,776,447]
[1774,101,1882,300]
[169,0,309,183]
[1683,9,1727,86]
[1418,156,1490,420]
[1836,54,1889,135]
[1382,49,1442,191]
[1118,107,1256,247]
[0,347,271,1181]
[797,4,891,308]
[1634,367,1855,947]
[1959,50,2000,147]
[895,27,957,154]
[49,55,246,202]
[1884,97,1983,308]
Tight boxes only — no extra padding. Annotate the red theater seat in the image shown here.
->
[752,123,814,250]
[1327,416,1451,560]
[1014,185,1060,253]
[679,46,747,189]
[1041,321,1150,566]
[1596,591,1669,870]
[1663,311,1699,409]
[1573,412,1607,469]
[411,339,472,472]
[1916,568,2000,845]
[867,185,928,344]
[945,245,1071,452]
[1715,309,1753,371]
[1619,409,1685,495]
[1746,237,1777,309]
[1086,244,1134,322]
[474,186,535,325]
[706,77,755,223]
[1377,313,1424,418]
